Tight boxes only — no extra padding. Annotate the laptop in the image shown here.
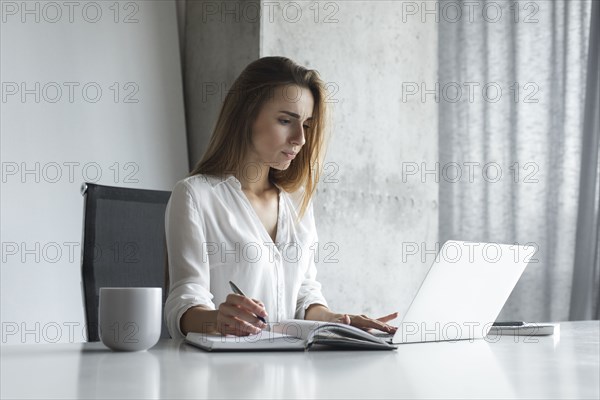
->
[375,240,533,344]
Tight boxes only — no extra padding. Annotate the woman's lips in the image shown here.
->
[282,152,296,160]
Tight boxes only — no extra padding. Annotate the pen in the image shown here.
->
[228,281,268,324]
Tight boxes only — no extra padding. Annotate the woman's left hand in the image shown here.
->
[329,311,399,334]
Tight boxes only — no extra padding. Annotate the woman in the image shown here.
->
[164,56,399,338]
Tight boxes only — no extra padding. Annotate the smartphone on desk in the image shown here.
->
[489,321,558,336]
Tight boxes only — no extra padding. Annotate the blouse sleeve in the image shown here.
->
[164,180,216,339]
[295,198,330,320]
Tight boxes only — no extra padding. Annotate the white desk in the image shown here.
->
[1,321,598,399]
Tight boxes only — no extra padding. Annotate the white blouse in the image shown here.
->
[164,173,330,339]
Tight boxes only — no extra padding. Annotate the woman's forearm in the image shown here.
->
[183,303,336,333]
[304,303,337,321]
[180,305,219,335]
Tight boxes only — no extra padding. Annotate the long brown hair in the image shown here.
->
[189,56,332,223]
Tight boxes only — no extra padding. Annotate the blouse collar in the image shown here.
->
[204,173,283,194]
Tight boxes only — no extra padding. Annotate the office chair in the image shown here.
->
[80,182,172,341]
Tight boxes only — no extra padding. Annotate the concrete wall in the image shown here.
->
[183,0,260,170]
[1,0,188,344]
[260,1,438,319]
[183,1,439,320]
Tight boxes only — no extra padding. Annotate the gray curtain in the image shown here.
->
[438,0,597,321]
[570,0,600,320]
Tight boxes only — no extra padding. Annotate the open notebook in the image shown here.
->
[185,319,398,351]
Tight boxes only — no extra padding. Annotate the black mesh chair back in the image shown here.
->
[80,182,172,341]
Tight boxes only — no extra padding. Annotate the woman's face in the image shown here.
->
[248,84,314,171]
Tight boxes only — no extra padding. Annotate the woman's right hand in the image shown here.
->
[216,294,269,336]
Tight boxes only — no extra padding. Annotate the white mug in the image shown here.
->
[99,287,162,351]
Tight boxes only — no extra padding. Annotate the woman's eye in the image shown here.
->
[279,119,310,130]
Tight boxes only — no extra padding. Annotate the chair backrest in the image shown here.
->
[80,182,172,341]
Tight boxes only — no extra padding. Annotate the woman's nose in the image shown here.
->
[291,126,306,146]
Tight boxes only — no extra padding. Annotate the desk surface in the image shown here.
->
[1,321,598,399]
